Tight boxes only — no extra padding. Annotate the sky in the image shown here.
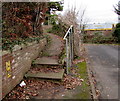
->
[59,0,119,24]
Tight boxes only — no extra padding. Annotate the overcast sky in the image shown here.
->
[60,0,119,24]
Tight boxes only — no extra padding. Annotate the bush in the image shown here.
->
[113,25,120,43]
[83,34,117,44]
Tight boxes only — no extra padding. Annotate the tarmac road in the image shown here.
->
[85,44,119,100]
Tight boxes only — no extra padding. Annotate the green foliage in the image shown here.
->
[48,24,65,37]
[48,2,63,12]
[116,23,120,28]
[31,60,36,66]
[50,15,57,25]
[47,15,66,37]
[45,2,63,25]
[75,62,91,99]
[83,34,117,44]
[113,23,120,43]
[2,37,42,51]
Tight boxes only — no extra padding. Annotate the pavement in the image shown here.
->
[43,33,64,57]
[37,33,64,66]
[85,44,119,100]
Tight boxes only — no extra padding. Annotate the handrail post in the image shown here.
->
[71,26,74,61]
[69,30,71,67]
[63,25,74,74]
[66,38,69,74]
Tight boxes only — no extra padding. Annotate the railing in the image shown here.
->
[63,25,74,74]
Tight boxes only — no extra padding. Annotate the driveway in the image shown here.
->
[85,44,119,99]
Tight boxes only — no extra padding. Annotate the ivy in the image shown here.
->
[2,37,42,51]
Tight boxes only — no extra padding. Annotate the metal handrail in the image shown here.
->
[63,25,73,40]
[63,25,74,74]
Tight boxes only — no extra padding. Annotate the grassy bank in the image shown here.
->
[61,61,91,99]
[74,62,91,99]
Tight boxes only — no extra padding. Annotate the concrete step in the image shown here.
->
[25,69,64,80]
[34,57,60,65]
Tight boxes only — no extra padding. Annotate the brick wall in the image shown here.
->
[1,38,47,99]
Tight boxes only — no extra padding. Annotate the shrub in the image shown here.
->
[113,27,120,43]
[83,34,117,44]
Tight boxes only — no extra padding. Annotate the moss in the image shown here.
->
[59,48,66,64]
[61,61,91,99]
[74,62,91,99]
[77,62,87,78]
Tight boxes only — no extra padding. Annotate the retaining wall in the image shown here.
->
[1,38,47,99]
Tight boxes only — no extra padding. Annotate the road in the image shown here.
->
[85,44,119,100]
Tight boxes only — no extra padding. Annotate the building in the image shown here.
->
[84,23,115,36]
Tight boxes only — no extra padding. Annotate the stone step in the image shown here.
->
[34,57,60,65]
[25,69,64,80]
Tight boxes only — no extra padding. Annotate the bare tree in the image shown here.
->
[114,1,120,15]
[58,5,86,56]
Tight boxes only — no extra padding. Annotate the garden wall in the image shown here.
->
[1,38,47,99]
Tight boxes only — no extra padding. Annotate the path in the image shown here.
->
[24,32,65,99]
[26,32,65,80]
[36,33,64,65]
[43,33,64,57]
[85,44,119,99]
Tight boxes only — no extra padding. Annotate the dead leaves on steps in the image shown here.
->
[30,66,62,74]
[5,73,84,99]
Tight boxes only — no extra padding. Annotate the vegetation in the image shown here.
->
[40,35,52,57]
[2,2,64,51]
[47,22,66,37]
[113,23,120,43]
[2,2,48,51]
[2,2,47,38]
[113,2,120,43]
[44,2,63,25]
[83,32,117,44]
[44,2,65,37]
[2,36,46,52]
[114,2,120,15]
[75,62,91,99]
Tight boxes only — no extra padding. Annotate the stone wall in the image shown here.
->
[1,38,47,99]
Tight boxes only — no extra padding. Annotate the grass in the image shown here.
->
[74,62,91,99]
[62,61,91,99]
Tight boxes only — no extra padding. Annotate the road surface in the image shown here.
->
[85,44,119,100]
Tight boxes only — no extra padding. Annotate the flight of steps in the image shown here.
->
[25,57,64,80]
